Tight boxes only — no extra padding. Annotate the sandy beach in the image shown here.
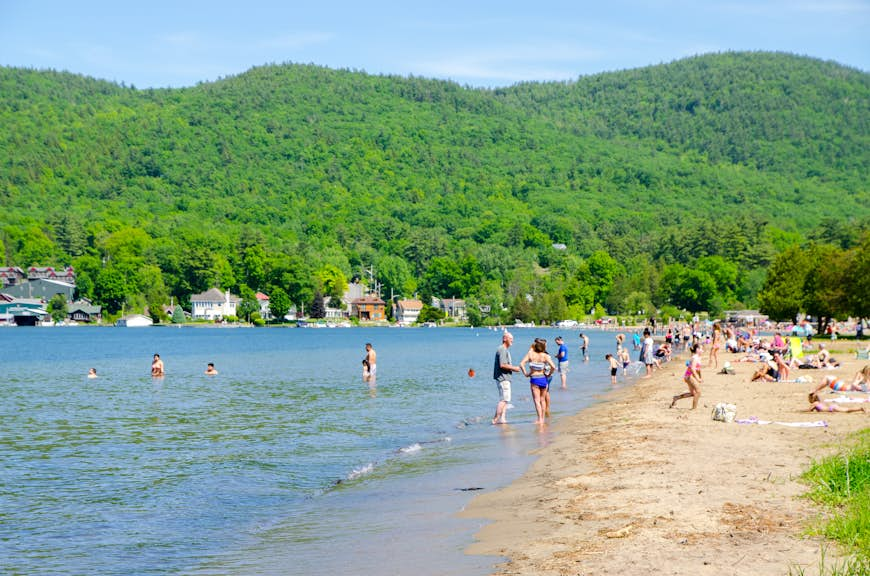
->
[463,344,869,575]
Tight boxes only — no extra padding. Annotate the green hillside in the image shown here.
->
[0,52,867,323]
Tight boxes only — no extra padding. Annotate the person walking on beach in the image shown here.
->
[671,343,702,409]
[492,332,520,425]
[579,333,589,361]
[555,336,569,389]
[520,338,557,425]
[363,343,377,383]
[151,353,165,377]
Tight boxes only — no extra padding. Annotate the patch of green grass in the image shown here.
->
[797,428,870,571]
[788,547,870,576]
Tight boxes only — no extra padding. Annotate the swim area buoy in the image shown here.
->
[468,368,476,378]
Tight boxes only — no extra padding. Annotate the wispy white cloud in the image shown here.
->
[415,45,608,84]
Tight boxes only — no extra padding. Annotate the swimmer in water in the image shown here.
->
[151,353,165,377]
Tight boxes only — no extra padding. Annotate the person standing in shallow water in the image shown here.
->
[579,333,589,361]
[519,338,557,425]
[151,353,164,377]
[555,336,569,389]
[363,343,377,383]
[492,332,520,425]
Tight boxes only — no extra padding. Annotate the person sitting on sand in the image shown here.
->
[817,343,840,368]
[807,392,867,413]
[671,343,702,409]
[751,360,778,382]
[851,364,870,388]
[810,373,869,395]
[771,351,789,382]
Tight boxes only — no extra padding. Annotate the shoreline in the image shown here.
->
[461,347,869,575]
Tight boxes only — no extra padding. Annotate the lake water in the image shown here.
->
[0,326,626,575]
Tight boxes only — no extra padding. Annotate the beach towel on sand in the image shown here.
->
[735,416,827,428]
[829,396,870,403]
[788,337,804,361]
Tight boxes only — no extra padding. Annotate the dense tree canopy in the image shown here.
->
[0,52,867,323]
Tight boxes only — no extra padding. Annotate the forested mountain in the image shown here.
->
[0,51,867,323]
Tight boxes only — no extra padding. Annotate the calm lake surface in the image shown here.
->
[0,326,624,575]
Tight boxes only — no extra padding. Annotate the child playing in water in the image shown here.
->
[606,353,619,385]
[618,346,631,376]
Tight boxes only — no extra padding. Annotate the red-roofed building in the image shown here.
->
[0,267,26,287]
[28,266,75,283]
[256,292,272,320]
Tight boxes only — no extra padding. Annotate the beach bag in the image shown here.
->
[712,403,737,423]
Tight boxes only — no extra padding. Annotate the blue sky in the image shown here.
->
[1,0,867,88]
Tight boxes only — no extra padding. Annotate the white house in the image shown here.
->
[190,288,240,320]
[116,314,153,327]
[395,299,423,325]
[256,292,272,320]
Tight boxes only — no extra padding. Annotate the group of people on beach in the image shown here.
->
[807,365,870,413]
[492,332,571,425]
[664,321,870,414]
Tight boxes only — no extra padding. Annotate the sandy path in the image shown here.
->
[462,347,869,575]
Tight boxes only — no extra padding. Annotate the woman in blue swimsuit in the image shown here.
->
[520,338,557,425]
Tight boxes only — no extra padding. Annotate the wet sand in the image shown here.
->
[462,346,869,575]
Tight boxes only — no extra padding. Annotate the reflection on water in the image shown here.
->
[0,326,616,575]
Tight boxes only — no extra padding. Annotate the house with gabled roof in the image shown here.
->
[438,297,467,320]
[351,295,386,321]
[0,267,26,287]
[256,292,272,320]
[68,302,102,324]
[190,288,241,320]
[395,299,423,325]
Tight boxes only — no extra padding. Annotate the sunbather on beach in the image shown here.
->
[807,392,867,413]
[810,373,869,395]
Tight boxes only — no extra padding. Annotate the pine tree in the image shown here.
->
[310,291,326,319]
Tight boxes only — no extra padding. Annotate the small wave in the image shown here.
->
[346,463,374,481]
[399,443,422,454]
